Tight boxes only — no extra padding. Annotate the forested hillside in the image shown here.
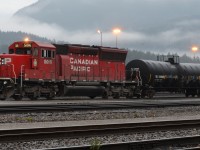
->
[126,49,200,63]
[0,31,199,63]
[0,31,51,53]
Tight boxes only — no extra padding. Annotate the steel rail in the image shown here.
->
[1,101,200,113]
[40,136,200,150]
[1,118,200,143]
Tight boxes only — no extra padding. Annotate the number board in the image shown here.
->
[24,43,32,48]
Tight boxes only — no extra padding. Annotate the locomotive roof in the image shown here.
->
[53,43,127,55]
[33,41,56,48]
[9,41,56,49]
[100,47,127,53]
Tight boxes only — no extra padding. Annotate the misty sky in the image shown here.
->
[0,0,37,19]
[1,0,200,56]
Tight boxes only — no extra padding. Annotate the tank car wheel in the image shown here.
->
[136,94,141,99]
[13,95,22,101]
[46,97,52,100]
[90,96,95,99]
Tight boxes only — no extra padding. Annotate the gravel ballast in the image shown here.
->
[1,105,200,149]
[0,106,200,123]
[0,128,200,150]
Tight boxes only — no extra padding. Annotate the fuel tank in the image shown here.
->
[64,85,105,98]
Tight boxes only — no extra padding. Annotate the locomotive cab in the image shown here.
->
[0,41,56,100]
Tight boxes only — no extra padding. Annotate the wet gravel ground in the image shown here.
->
[1,106,200,149]
[0,106,200,123]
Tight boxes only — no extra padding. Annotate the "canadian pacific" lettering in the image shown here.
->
[70,58,98,72]
[70,58,98,65]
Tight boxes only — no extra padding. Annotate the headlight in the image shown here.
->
[3,81,7,85]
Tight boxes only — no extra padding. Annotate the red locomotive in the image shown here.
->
[0,40,140,100]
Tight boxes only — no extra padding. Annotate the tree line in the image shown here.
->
[0,31,200,63]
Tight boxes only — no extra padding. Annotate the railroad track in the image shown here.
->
[1,100,200,113]
[42,136,200,150]
[1,117,200,148]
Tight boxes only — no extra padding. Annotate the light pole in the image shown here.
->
[97,30,102,46]
[113,28,121,48]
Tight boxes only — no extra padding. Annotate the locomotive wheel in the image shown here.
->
[185,93,189,97]
[147,93,153,99]
[126,95,133,99]
[102,90,109,99]
[46,96,54,100]
[29,96,38,100]
[113,93,120,99]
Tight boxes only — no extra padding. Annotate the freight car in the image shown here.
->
[126,55,200,98]
[0,40,140,100]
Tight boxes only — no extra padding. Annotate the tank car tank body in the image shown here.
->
[126,56,200,98]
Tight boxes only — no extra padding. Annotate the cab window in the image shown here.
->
[16,48,31,55]
[9,49,14,54]
[42,49,54,58]
[48,50,51,58]
[42,49,47,57]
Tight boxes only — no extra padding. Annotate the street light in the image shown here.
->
[191,46,199,59]
[97,30,102,46]
[113,28,121,47]
[192,46,198,52]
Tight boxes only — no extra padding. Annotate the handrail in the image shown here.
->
[11,64,16,84]
[21,65,25,87]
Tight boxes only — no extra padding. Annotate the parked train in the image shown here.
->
[0,40,200,100]
[0,40,140,100]
[126,56,200,98]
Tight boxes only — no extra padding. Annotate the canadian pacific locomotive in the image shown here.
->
[0,40,141,100]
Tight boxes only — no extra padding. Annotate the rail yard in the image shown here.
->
[0,96,199,149]
[2,0,200,149]
[1,40,200,149]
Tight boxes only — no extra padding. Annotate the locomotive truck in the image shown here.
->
[0,40,141,100]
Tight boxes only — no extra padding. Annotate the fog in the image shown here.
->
[2,0,200,56]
